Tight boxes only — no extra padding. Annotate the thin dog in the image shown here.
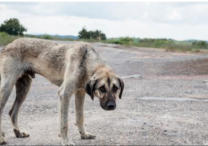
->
[0,38,124,145]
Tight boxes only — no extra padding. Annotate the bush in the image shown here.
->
[192,41,208,49]
[40,34,53,40]
[0,18,27,35]
[119,37,134,45]
[78,28,106,40]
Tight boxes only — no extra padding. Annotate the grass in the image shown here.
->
[25,34,75,41]
[1,32,208,53]
[103,37,208,52]
[0,33,75,46]
[0,32,18,46]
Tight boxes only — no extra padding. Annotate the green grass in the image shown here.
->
[25,34,75,41]
[103,37,208,52]
[0,33,75,46]
[0,32,18,46]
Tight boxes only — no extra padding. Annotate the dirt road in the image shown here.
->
[1,41,208,145]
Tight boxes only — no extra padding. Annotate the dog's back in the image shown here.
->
[1,38,59,58]
[0,38,101,86]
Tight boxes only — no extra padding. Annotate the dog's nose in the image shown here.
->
[106,101,116,110]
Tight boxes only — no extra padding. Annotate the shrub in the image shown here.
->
[40,34,53,40]
[78,28,106,40]
[192,41,208,49]
[0,18,27,35]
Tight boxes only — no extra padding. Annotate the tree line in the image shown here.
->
[0,18,107,40]
[1,18,207,51]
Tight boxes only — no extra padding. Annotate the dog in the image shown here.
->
[0,38,124,145]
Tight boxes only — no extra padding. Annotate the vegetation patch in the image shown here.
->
[103,37,208,52]
[78,28,106,40]
[1,18,208,53]
[0,32,18,46]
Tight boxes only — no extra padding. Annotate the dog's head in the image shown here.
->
[85,67,124,111]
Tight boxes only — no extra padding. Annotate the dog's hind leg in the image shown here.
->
[75,90,95,140]
[9,74,32,138]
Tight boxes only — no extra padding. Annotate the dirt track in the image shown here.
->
[1,41,208,145]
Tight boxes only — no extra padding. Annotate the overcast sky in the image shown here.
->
[0,2,207,40]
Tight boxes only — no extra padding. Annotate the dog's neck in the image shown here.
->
[90,64,113,78]
[86,47,114,79]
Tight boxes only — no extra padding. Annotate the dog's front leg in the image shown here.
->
[58,83,74,145]
[75,90,96,140]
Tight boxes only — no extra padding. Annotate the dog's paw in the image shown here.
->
[14,129,30,138]
[81,132,96,140]
[0,136,6,145]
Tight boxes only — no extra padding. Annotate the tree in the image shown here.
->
[100,32,106,40]
[78,28,106,40]
[0,18,27,35]
[78,28,89,39]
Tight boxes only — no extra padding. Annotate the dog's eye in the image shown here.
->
[99,86,106,93]
[112,85,118,92]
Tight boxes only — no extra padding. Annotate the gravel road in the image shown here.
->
[1,41,208,145]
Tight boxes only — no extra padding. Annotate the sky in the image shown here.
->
[0,2,208,40]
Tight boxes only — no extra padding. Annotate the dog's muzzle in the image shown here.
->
[101,100,116,111]
[106,100,116,110]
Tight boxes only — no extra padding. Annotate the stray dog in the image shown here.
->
[0,38,124,145]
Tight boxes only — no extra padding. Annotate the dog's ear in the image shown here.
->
[85,79,98,100]
[118,78,124,99]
